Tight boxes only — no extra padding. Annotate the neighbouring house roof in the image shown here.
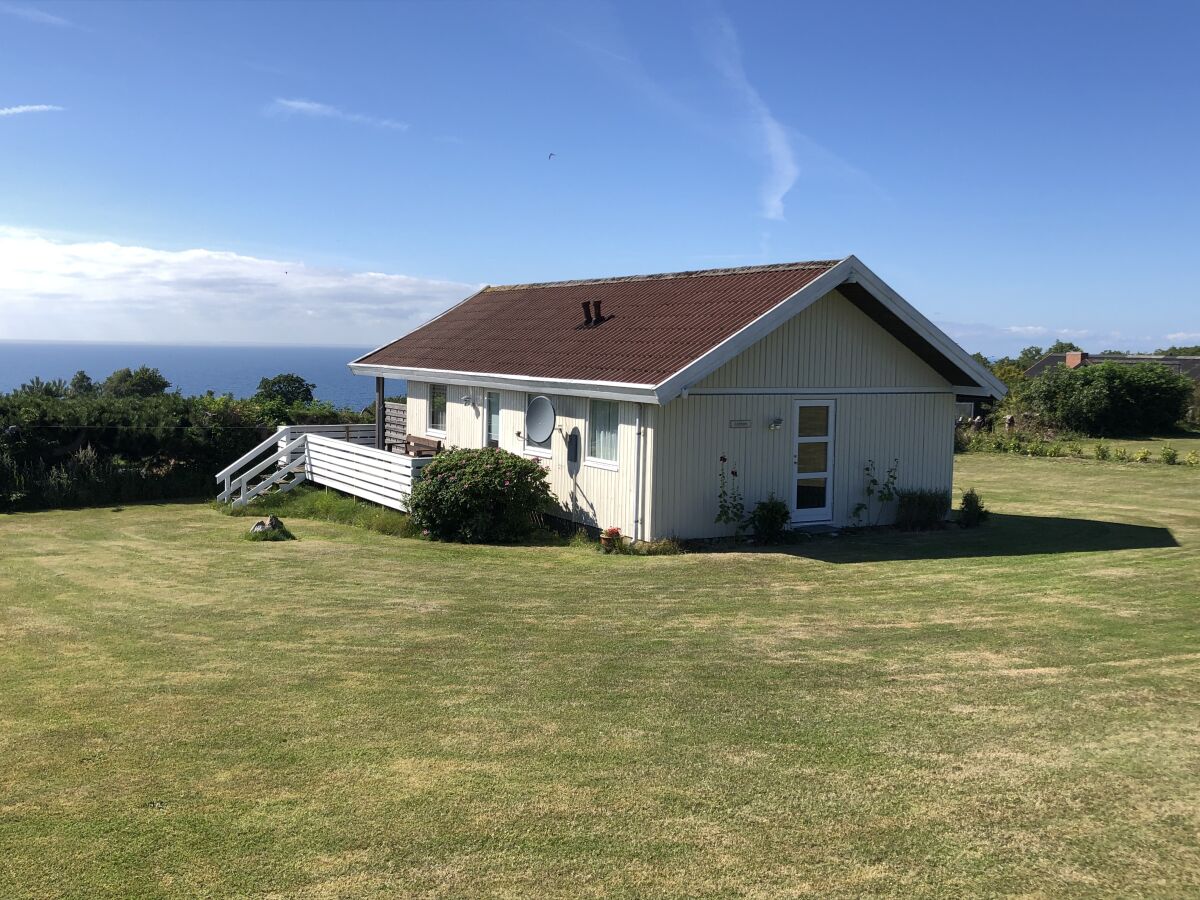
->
[350,255,1006,404]
[1025,352,1200,381]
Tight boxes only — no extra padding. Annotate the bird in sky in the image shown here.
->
[548,152,556,160]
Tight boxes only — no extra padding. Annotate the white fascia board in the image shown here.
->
[843,256,1009,399]
[652,257,857,403]
[686,386,958,396]
[348,363,661,405]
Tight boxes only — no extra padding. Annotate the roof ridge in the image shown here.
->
[484,259,844,292]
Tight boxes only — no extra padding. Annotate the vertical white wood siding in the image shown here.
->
[697,289,946,388]
[651,392,955,538]
[405,380,655,537]
[653,288,957,538]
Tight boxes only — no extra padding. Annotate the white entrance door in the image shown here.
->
[793,400,834,523]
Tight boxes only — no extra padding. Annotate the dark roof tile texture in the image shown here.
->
[356,261,841,385]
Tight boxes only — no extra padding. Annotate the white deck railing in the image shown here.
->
[215,426,431,510]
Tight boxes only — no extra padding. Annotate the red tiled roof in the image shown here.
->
[355,260,843,385]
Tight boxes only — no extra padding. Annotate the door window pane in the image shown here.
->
[796,477,827,509]
[429,384,447,432]
[796,442,828,474]
[797,406,829,437]
[587,399,618,462]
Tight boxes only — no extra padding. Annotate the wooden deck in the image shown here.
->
[216,420,431,510]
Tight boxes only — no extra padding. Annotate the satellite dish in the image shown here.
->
[525,395,556,444]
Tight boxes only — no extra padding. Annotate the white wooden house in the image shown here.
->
[339,256,1005,540]
[215,257,1002,536]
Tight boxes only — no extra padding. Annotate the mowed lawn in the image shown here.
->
[1,456,1198,898]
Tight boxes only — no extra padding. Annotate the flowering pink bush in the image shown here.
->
[408,446,555,542]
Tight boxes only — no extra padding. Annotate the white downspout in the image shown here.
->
[630,403,644,543]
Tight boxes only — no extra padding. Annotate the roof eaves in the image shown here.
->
[844,256,1008,399]
[348,283,489,367]
[347,362,661,404]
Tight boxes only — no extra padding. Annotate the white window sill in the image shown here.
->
[524,447,552,459]
[584,457,619,472]
[427,428,447,439]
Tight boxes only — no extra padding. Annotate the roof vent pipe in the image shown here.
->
[581,301,593,326]
[592,300,603,324]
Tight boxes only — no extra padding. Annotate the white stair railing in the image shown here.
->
[215,428,305,505]
[215,426,430,511]
[236,449,309,506]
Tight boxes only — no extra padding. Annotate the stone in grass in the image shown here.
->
[246,515,294,541]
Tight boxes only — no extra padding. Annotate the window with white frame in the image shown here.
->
[484,391,500,448]
[523,393,552,455]
[428,383,447,434]
[587,399,618,464]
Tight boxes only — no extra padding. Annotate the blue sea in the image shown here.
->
[0,341,405,410]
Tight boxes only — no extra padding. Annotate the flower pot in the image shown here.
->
[599,535,615,553]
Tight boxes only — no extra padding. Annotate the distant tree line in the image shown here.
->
[0,367,375,511]
[968,341,1196,434]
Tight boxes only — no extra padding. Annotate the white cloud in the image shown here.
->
[0,3,71,27]
[939,320,1152,356]
[555,8,869,219]
[0,227,476,345]
[0,104,64,117]
[267,98,408,131]
[1166,332,1200,342]
[704,17,798,221]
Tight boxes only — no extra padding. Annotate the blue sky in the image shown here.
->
[1,0,1197,354]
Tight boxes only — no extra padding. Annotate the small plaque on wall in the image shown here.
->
[728,419,751,429]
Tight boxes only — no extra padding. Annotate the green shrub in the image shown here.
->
[567,530,596,550]
[639,538,684,556]
[0,375,369,511]
[958,488,989,528]
[101,365,171,398]
[851,458,898,526]
[1160,446,1179,465]
[254,373,316,406]
[1134,448,1152,463]
[714,455,744,529]
[745,494,791,544]
[407,447,555,543]
[895,489,951,531]
[1094,442,1111,461]
[1186,451,1200,467]
[1018,360,1192,434]
[1113,447,1130,462]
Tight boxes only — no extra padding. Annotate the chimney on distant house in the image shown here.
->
[1066,351,1088,368]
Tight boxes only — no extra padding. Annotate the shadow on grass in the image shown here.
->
[788,513,1179,563]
